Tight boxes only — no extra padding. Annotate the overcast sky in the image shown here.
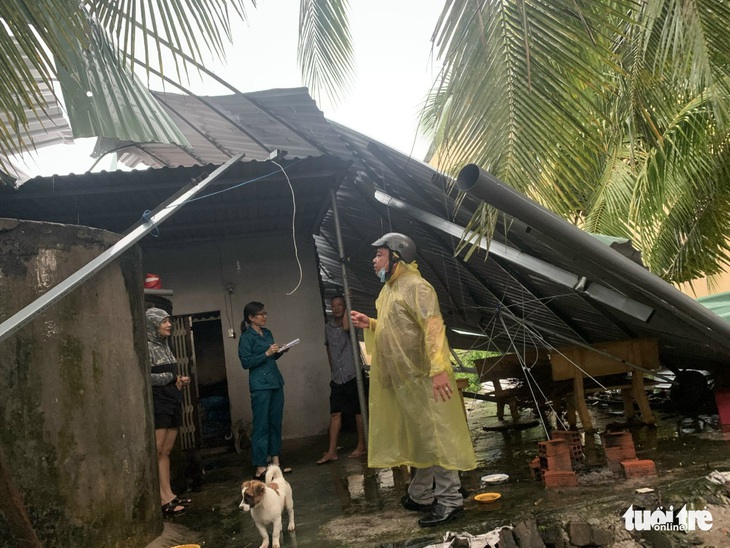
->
[16,0,445,177]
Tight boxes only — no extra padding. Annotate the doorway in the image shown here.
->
[190,312,232,449]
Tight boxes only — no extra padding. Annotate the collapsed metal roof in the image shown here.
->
[2,87,729,374]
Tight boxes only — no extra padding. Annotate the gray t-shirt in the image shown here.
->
[325,320,357,385]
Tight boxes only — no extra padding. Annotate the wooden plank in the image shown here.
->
[550,338,659,381]
[474,349,550,379]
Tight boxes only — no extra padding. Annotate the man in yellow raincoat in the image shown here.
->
[351,233,476,527]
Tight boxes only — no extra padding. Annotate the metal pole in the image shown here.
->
[450,348,477,374]
[456,164,730,350]
[0,153,245,345]
[330,189,369,440]
[373,189,676,384]
[373,190,653,323]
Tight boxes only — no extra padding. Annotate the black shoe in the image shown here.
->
[400,494,434,512]
[418,503,464,527]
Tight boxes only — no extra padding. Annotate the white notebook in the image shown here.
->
[279,338,300,351]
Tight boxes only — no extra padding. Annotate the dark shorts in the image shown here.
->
[154,408,182,429]
[330,378,362,415]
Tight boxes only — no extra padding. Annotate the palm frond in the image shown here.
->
[428,0,730,282]
[0,0,250,171]
[297,0,355,105]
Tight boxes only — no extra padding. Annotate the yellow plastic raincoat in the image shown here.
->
[364,261,476,471]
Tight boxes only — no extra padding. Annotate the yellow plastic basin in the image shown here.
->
[474,492,501,503]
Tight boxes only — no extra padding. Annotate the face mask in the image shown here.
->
[378,267,388,283]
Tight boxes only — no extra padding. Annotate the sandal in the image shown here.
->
[282,466,293,474]
[161,501,185,516]
[172,496,192,505]
[253,470,266,481]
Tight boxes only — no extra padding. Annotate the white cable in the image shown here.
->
[272,161,303,295]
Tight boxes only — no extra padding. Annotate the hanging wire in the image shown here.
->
[137,159,305,226]
[500,305,610,392]
[272,160,303,296]
[215,243,237,334]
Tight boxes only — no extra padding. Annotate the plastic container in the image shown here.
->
[474,492,501,503]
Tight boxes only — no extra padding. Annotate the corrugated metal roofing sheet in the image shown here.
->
[93,88,349,168]
[1,44,73,181]
[2,87,729,376]
[0,156,351,242]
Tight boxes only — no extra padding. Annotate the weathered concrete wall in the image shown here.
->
[143,232,331,441]
[0,219,161,547]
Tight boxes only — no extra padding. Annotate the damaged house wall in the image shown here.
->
[142,231,331,441]
[0,219,161,547]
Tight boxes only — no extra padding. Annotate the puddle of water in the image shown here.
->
[153,397,730,547]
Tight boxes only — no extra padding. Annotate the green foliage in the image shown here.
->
[452,348,497,393]
[428,0,730,284]
[1,0,355,170]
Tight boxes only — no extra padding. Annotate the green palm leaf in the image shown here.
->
[430,0,730,283]
[298,0,354,105]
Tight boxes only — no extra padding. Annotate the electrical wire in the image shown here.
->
[216,243,234,333]
[136,159,306,298]
[272,160,303,296]
[138,158,305,228]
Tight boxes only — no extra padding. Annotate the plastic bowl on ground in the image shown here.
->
[474,492,502,503]
[481,473,509,484]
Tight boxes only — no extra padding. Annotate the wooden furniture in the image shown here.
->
[550,338,660,432]
[456,377,470,418]
[474,350,551,420]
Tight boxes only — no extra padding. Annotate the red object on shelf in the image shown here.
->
[144,273,162,289]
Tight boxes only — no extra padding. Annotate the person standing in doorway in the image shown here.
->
[239,301,292,480]
[350,233,476,527]
[146,307,191,517]
[316,294,366,464]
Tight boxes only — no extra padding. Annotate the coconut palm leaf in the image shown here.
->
[54,18,190,146]
[429,0,730,283]
[2,0,357,174]
[298,0,354,104]
[0,0,249,172]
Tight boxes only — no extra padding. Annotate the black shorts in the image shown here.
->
[330,378,362,415]
[154,408,182,429]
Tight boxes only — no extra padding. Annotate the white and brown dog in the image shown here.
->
[239,464,295,548]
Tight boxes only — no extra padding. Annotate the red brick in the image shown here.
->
[543,470,579,488]
[607,457,629,474]
[539,454,573,471]
[570,443,584,461]
[601,431,633,449]
[552,430,583,445]
[604,447,636,461]
[538,440,569,457]
[529,457,543,482]
[605,445,636,461]
[621,459,657,479]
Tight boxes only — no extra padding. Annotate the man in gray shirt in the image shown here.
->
[317,295,366,464]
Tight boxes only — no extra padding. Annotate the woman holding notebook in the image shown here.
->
[238,301,293,479]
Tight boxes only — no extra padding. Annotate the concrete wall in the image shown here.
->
[142,232,331,442]
[0,219,160,547]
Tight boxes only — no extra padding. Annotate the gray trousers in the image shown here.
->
[407,465,463,509]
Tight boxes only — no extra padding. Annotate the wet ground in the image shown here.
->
[146,394,730,547]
